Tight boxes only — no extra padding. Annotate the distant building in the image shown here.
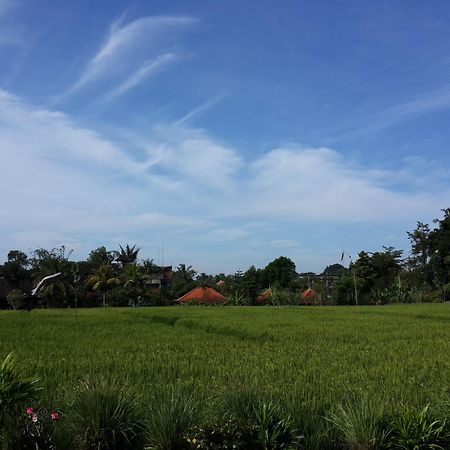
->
[300,288,318,305]
[175,286,226,304]
[257,288,271,303]
[147,266,173,291]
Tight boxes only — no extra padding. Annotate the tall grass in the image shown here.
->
[146,384,200,449]
[1,304,450,447]
[66,378,145,450]
[326,395,389,450]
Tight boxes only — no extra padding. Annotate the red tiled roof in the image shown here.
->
[175,286,227,304]
[301,288,317,299]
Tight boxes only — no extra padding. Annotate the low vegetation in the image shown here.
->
[1,304,450,448]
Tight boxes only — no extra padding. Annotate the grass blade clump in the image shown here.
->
[389,404,448,449]
[216,386,298,449]
[253,401,298,449]
[146,384,200,450]
[0,352,40,446]
[0,353,40,419]
[68,378,145,450]
[326,394,389,450]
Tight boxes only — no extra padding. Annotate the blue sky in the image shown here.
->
[1,0,450,273]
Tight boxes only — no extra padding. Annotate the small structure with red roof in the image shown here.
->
[257,288,271,303]
[175,286,227,305]
[300,287,318,305]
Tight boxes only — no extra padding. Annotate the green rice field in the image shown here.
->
[1,303,450,410]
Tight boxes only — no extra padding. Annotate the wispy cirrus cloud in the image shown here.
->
[327,84,450,142]
[63,15,197,98]
[97,53,178,105]
[174,92,228,127]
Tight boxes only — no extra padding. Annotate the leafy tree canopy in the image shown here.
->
[262,256,297,288]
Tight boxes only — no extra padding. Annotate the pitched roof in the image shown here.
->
[301,288,317,299]
[175,286,227,304]
[257,288,271,302]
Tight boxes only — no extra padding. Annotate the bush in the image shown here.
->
[326,395,389,450]
[146,385,201,449]
[388,404,448,449]
[0,353,40,447]
[6,289,31,310]
[204,386,298,449]
[67,378,145,450]
[0,353,40,424]
[1,406,61,450]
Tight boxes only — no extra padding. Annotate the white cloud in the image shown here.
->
[174,93,228,127]
[144,125,243,192]
[1,90,449,270]
[328,84,450,142]
[64,15,197,96]
[98,53,177,105]
[242,146,449,223]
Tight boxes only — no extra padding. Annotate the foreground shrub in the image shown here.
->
[326,395,389,450]
[388,404,448,449]
[1,406,61,450]
[6,289,30,310]
[146,385,201,449]
[0,353,39,425]
[253,401,298,449]
[0,353,41,448]
[201,386,299,449]
[67,378,145,450]
[287,394,334,450]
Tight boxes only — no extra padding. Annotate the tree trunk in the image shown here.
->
[103,291,106,308]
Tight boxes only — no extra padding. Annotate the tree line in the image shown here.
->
[1,208,449,308]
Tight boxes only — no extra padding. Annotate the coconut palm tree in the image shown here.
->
[86,264,121,307]
[122,263,150,306]
[116,244,140,266]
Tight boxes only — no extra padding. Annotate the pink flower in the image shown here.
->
[26,407,34,415]
[31,413,38,423]
[50,412,60,421]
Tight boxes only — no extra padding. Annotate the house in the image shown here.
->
[147,266,173,291]
[257,288,271,303]
[175,286,227,304]
[300,287,318,305]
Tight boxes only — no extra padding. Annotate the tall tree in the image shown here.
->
[407,222,432,286]
[262,256,297,288]
[429,209,450,300]
[87,246,115,265]
[29,246,75,307]
[0,251,31,286]
[116,245,140,266]
[87,264,121,307]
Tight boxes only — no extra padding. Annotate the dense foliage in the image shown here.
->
[1,208,450,308]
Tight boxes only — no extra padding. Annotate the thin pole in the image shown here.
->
[349,255,358,306]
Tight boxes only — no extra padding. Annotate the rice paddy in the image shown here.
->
[1,303,449,410]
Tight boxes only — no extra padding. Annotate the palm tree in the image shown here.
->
[31,248,75,307]
[176,264,196,281]
[116,244,140,266]
[87,264,121,307]
[122,263,149,306]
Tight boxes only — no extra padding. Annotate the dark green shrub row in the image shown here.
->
[1,354,450,449]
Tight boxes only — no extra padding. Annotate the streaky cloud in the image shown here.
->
[62,15,197,98]
[98,53,177,105]
[173,92,228,127]
[327,84,450,142]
